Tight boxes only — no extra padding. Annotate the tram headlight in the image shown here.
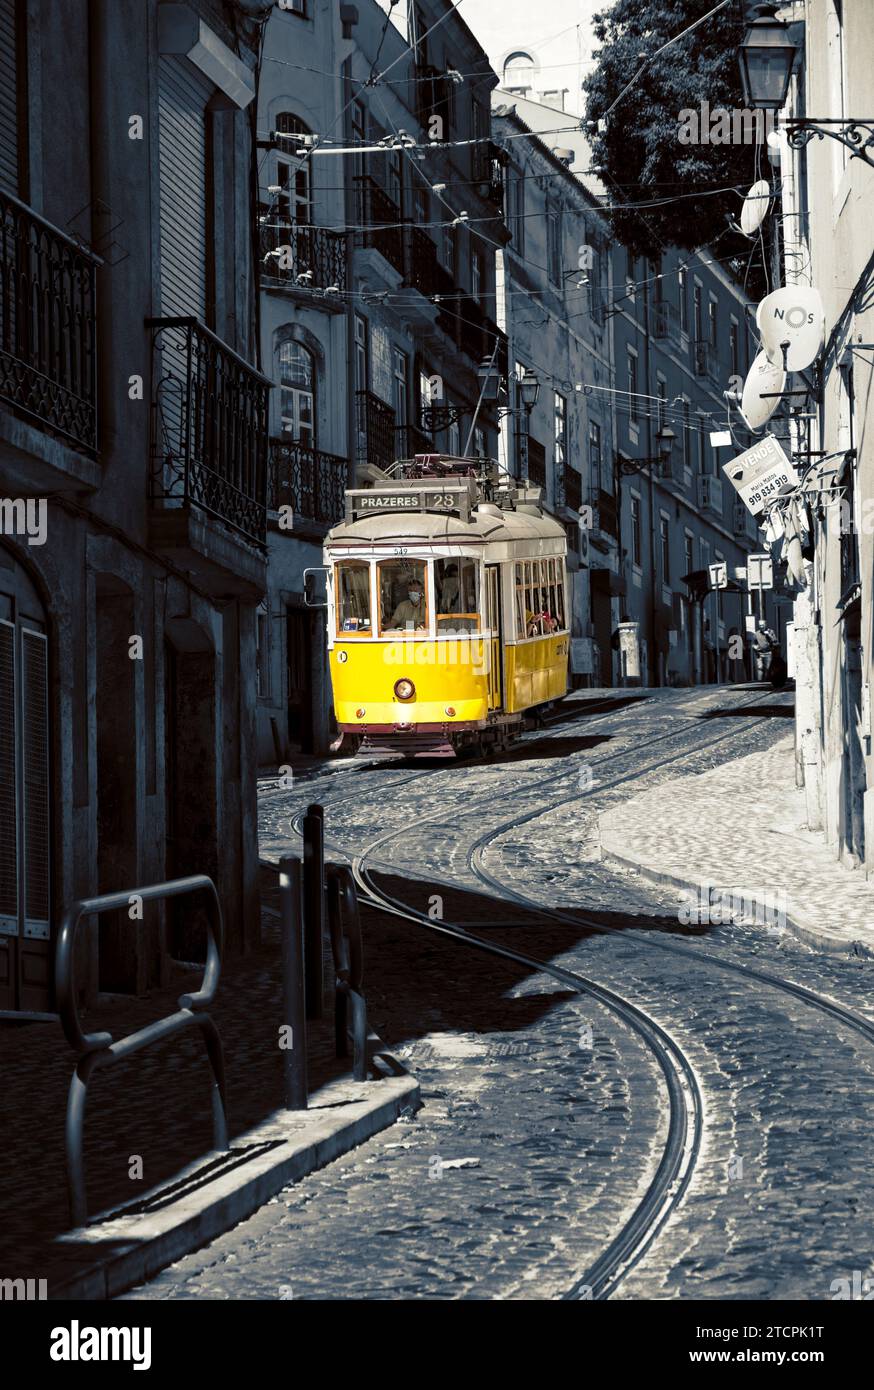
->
[394,678,416,701]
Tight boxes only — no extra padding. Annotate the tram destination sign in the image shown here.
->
[721,434,800,516]
[346,484,473,524]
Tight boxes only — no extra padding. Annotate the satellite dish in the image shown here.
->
[740,179,771,237]
[756,286,825,373]
[739,349,786,432]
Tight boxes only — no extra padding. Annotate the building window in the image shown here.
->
[693,283,703,342]
[506,167,525,253]
[678,266,689,334]
[386,146,403,209]
[660,514,670,584]
[684,532,694,580]
[630,495,642,566]
[283,0,307,14]
[275,114,312,225]
[656,376,667,428]
[547,204,561,285]
[393,348,408,431]
[708,296,718,349]
[554,391,567,472]
[354,315,368,392]
[698,417,707,475]
[627,351,639,424]
[473,425,486,458]
[589,419,604,491]
[441,223,455,276]
[502,51,536,94]
[681,399,691,469]
[448,414,460,455]
[730,319,740,378]
[256,605,271,699]
[279,340,315,446]
[472,247,485,303]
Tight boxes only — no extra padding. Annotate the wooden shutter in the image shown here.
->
[157,55,214,318]
[0,0,21,194]
[21,628,49,939]
[0,620,17,935]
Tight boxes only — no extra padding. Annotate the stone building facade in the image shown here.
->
[0,0,267,1014]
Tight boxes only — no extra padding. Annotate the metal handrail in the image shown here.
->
[55,874,228,1226]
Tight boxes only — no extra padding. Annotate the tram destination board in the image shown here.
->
[345,484,473,523]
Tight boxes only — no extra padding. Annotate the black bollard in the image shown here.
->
[279,857,307,1109]
[302,803,325,1020]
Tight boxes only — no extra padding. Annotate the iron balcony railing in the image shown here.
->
[269,438,348,526]
[395,422,435,459]
[356,388,396,473]
[564,464,582,513]
[148,317,272,547]
[259,221,347,293]
[652,299,680,339]
[694,339,720,380]
[527,436,546,489]
[355,176,404,278]
[0,188,99,454]
[596,487,619,538]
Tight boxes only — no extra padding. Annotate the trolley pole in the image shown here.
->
[279,856,307,1110]
[302,803,325,1020]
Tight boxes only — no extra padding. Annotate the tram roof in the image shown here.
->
[325,504,568,548]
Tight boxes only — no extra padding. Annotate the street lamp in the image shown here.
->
[738,3,797,112]
[617,424,676,476]
[520,370,540,412]
[739,2,874,168]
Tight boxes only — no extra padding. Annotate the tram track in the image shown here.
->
[263,688,837,1299]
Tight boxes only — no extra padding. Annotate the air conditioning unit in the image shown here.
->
[697,475,723,514]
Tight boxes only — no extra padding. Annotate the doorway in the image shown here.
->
[0,546,52,1014]
[286,605,314,752]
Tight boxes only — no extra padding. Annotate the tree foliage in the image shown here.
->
[584,0,766,283]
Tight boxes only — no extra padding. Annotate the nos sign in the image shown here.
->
[722,434,799,516]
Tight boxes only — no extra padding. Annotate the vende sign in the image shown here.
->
[722,435,799,516]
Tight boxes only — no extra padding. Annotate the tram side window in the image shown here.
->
[336,561,372,634]
[436,557,478,633]
[379,559,428,633]
[522,560,543,638]
[552,560,566,629]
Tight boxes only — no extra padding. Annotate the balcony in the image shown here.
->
[595,488,619,539]
[396,422,435,460]
[355,177,404,279]
[527,436,546,490]
[269,438,347,533]
[259,221,346,301]
[652,300,680,340]
[694,340,720,380]
[0,189,100,490]
[564,465,582,514]
[697,474,723,515]
[356,389,396,474]
[148,317,272,596]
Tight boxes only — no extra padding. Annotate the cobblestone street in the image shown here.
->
[123,687,874,1302]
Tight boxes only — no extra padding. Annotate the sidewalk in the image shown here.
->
[599,734,874,957]
[0,871,417,1297]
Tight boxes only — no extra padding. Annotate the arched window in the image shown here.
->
[275,113,312,226]
[279,340,315,448]
[502,51,536,95]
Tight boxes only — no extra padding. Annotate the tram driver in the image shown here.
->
[389,580,428,631]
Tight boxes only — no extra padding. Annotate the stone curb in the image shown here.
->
[48,1069,420,1301]
[598,838,874,961]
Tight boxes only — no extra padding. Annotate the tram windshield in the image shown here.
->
[336,560,372,634]
[379,559,429,634]
[436,557,479,633]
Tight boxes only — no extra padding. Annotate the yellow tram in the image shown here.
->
[323,455,569,756]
